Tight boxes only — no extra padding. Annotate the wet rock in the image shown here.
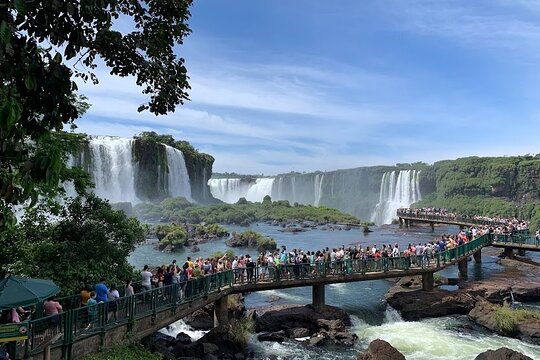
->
[469,298,540,345]
[474,347,533,360]
[308,335,325,346]
[255,304,356,345]
[257,330,287,343]
[184,294,246,330]
[357,339,405,360]
[175,332,193,345]
[191,245,201,252]
[287,327,310,338]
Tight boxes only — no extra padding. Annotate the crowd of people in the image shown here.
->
[397,207,530,230]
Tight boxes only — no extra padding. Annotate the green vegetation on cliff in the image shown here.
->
[133,132,215,203]
[134,196,360,226]
[416,155,540,230]
[82,345,161,360]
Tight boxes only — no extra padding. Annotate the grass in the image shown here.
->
[82,345,161,360]
[229,317,255,347]
[492,305,540,335]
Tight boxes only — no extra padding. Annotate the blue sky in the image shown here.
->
[75,0,540,175]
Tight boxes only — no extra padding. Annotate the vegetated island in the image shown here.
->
[134,195,362,227]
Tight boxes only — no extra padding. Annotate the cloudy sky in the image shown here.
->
[75,0,540,175]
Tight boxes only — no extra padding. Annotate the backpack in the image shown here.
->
[179,270,188,282]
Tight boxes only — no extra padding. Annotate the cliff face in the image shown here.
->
[183,151,216,203]
[132,139,169,202]
[419,156,540,206]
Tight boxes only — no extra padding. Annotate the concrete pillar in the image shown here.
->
[504,248,514,259]
[518,249,526,257]
[399,218,403,227]
[473,249,482,263]
[422,272,434,291]
[214,295,229,327]
[312,284,325,310]
[429,222,435,232]
[458,258,468,280]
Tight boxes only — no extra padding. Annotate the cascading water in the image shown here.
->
[313,173,324,206]
[87,137,140,204]
[208,178,276,203]
[371,170,421,225]
[164,145,192,202]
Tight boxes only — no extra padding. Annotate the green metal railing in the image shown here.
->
[15,233,493,359]
[396,211,528,230]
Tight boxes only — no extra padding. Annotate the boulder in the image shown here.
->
[191,245,200,252]
[287,327,310,338]
[175,332,193,345]
[308,335,325,346]
[474,347,533,360]
[184,294,246,330]
[257,330,287,343]
[469,298,540,345]
[357,339,405,360]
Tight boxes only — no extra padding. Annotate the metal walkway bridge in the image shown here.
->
[8,213,540,360]
[11,233,500,360]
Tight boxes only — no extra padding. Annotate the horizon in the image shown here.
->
[74,1,540,174]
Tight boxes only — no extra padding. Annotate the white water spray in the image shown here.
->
[371,170,421,225]
[164,145,192,202]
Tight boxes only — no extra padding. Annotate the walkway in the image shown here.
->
[14,233,493,360]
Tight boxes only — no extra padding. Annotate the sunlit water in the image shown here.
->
[129,223,540,359]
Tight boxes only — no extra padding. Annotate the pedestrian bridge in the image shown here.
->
[11,231,509,360]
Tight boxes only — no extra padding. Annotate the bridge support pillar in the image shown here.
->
[399,218,403,227]
[504,248,514,259]
[473,249,482,263]
[458,258,468,280]
[518,249,526,257]
[312,284,325,310]
[422,272,434,291]
[429,222,434,232]
[214,295,229,327]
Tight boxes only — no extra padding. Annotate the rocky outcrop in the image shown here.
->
[172,319,247,360]
[184,294,246,330]
[474,347,533,360]
[254,304,357,346]
[357,339,406,360]
[469,298,540,345]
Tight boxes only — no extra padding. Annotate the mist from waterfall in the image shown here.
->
[371,170,421,225]
[313,174,324,206]
[87,137,140,204]
[208,178,275,203]
[165,145,192,202]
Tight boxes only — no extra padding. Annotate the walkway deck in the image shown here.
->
[12,233,492,360]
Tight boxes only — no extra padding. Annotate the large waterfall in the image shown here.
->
[164,145,192,202]
[371,170,421,225]
[86,137,140,204]
[208,178,275,203]
[72,137,193,204]
[313,174,324,206]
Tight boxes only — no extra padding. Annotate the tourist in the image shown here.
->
[107,283,120,322]
[246,255,255,282]
[85,291,98,330]
[125,279,134,297]
[80,284,92,308]
[95,278,108,303]
[44,296,63,329]
[141,265,152,292]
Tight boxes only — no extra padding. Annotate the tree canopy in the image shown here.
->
[0,0,193,227]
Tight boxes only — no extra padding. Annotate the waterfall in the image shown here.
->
[371,170,421,225]
[291,176,297,203]
[164,145,192,202]
[246,178,275,202]
[87,137,140,204]
[313,174,324,206]
[208,178,276,203]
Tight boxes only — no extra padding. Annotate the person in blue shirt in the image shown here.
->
[95,278,108,303]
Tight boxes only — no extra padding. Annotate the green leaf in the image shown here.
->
[24,75,35,91]
[14,0,28,16]
[0,21,12,43]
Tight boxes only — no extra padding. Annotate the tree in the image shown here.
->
[3,194,146,295]
[0,0,193,227]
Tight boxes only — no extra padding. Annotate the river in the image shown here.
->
[130,223,540,359]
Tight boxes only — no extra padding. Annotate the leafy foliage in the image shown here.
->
[135,197,360,226]
[492,305,540,336]
[82,344,161,360]
[2,195,146,295]
[0,1,193,227]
